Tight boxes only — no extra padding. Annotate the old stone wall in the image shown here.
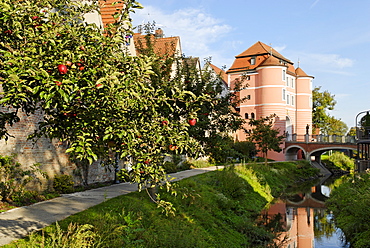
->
[0,108,119,190]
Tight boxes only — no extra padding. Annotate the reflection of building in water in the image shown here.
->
[264,185,328,248]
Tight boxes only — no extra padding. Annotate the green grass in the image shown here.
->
[5,161,319,248]
[326,173,370,248]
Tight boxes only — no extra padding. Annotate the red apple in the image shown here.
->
[31,16,39,20]
[79,66,84,71]
[80,45,85,51]
[188,118,197,126]
[144,160,150,165]
[169,145,177,151]
[55,81,62,86]
[161,120,168,126]
[96,83,103,88]
[58,64,67,74]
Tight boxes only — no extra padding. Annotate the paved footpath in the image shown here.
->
[0,166,222,246]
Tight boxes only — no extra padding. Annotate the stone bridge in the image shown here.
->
[284,134,357,163]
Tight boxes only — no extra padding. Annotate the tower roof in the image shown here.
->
[236,41,291,63]
[296,67,314,78]
[227,41,292,74]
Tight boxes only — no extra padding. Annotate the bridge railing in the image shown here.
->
[286,134,356,144]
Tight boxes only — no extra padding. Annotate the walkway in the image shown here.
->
[0,166,222,246]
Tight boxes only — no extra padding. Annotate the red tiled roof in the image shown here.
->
[133,33,181,57]
[236,41,291,62]
[99,0,125,28]
[259,55,285,67]
[209,64,228,85]
[296,67,314,78]
[227,41,293,74]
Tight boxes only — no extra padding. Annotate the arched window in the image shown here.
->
[245,113,249,119]
[251,113,255,119]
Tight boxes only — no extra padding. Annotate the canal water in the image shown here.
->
[265,175,350,248]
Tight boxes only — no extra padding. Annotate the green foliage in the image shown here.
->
[8,161,319,248]
[232,141,257,160]
[0,0,208,191]
[323,116,348,136]
[312,86,338,134]
[162,161,177,174]
[135,25,245,166]
[0,154,46,202]
[19,222,99,248]
[53,174,75,193]
[326,173,370,247]
[327,151,354,171]
[247,114,284,165]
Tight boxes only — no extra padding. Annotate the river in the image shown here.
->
[264,175,350,248]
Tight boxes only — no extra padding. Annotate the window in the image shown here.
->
[291,95,294,106]
[246,75,250,80]
[251,113,255,119]
[286,77,289,86]
[251,56,256,65]
[282,89,286,100]
[245,113,249,119]
[291,78,295,88]
[282,70,286,81]
[287,94,290,105]
[246,95,251,100]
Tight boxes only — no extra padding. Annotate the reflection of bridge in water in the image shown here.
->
[284,134,357,175]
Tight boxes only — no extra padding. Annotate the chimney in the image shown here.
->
[154,28,164,38]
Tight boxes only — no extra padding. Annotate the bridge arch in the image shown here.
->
[308,146,357,163]
[285,145,307,161]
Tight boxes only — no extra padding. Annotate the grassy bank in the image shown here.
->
[5,161,319,248]
[326,172,370,248]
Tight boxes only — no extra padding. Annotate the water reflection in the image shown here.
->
[263,177,350,248]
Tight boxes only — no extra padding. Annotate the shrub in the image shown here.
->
[162,161,178,173]
[328,151,354,171]
[53,174,74,193]
[0,155,46,203]
[232,141,257,160]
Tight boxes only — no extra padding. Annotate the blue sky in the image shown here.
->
[131,0,370,128]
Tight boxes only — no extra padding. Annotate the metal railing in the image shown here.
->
[285,134,356,144]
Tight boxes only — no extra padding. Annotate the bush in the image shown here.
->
[327,151,354,171]
[232,141,257,160]
[53,174,74,193]
[162,161,178,173]
[0,154,46,203]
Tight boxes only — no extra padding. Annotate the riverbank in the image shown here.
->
[326,172,370,248]
[3,161,320,248]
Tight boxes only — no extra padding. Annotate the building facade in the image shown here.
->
[227,41,313,161]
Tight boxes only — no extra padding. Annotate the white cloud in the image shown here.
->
[310,0,320,9]
[131,6,232,63]
[274,45,287,53]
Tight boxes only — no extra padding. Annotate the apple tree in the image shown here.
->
[134,25,246,164]
[0,0,205,193]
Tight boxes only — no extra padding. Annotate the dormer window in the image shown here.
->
[251,56,256,65]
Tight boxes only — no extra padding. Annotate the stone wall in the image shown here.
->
[0,108,120,190]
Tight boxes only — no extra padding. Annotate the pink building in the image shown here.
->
[227,41,314,161]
